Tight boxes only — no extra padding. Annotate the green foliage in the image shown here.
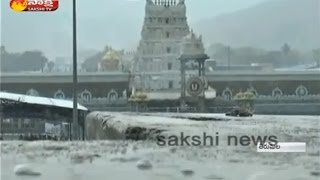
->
[81,44,111,72]
[47,61,55,72]
[0,47,48,72]
[234,91,256,101]
[281,43,291,55]
[81,52,104,72]
[0,46,6,55]
[129,91,148,102]
[207,43,309,68]
[81,44,126,72]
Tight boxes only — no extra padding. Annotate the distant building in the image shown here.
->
[121,51,136,72]
[98,49,134,72]
[53,57,72,72]
[99,49,121,71]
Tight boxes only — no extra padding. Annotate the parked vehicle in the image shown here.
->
[226,108,253,117]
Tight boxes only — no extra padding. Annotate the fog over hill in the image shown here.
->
[1,0,319,60]
[194,0,320,51]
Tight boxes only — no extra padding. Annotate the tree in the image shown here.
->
[205,42,304,68]
[81,44,116,72]
[313,49,320,67]
[1,52,20,72]
[1,49,48,72]
[281,43,291,55]
[207,43,268,65]
[20,51,48,71]
[257,51,282,67]
[207,43,229,64]
[232,47,265,65]
[47,61,55,72]
[0,46,6,55]
[81,52,104,72]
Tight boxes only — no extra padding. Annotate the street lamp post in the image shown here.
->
[227,46,231,71]
[72,0,79,140]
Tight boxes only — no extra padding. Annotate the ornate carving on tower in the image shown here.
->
[180,30,206,58]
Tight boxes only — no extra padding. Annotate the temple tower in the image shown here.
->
[133,0,190,91]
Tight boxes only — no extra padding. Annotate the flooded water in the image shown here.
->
[1,114,320,180]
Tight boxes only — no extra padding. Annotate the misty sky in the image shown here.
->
[79,0,269,22]
[1,0,269,59]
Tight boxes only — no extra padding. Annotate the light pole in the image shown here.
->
[72,0,79,140]
[313,49,320,67]
[227,46,231,71]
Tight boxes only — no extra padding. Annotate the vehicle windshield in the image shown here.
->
[1,0,320,180]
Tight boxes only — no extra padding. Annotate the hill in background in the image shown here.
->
[194,0,320,51]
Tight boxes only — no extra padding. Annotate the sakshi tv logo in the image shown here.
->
[10,0,59,12]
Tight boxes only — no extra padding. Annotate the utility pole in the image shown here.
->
[314,49,320,67]
[180,59,186,108]
[72,0,79,140]
[227,46,231,70]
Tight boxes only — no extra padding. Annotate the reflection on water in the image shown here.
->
[1,115,320,180]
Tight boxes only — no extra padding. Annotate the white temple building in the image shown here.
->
[131,0,216,99]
